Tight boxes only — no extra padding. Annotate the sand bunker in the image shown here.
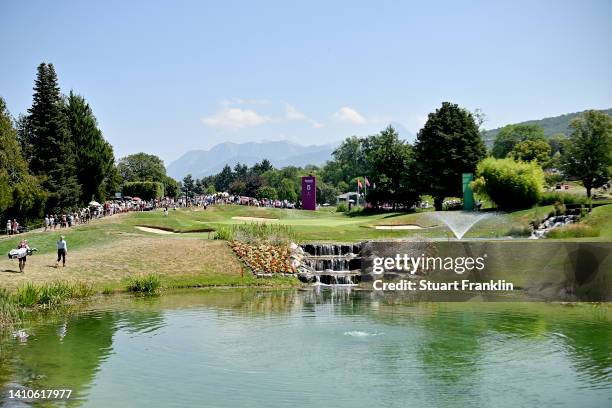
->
[374,225,423,230]
[135,226,175,234]
[231,216,279,222]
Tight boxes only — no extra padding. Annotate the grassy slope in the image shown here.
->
[581,204,612,238]
[0,214,296,291]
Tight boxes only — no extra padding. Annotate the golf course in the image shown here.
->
[1,203,611,293]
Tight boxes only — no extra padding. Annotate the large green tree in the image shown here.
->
[164,176,180,198]
[413,102,486,210]
[0,97,46,221]
[321,136,368,186]
[492,124,546,158]
[181,174,195,196]
[117,152,167,183]
[64,91,116,203]
[214,164,234,192]
[25,63,81,211]
[562,110,612,198]
[362,126,417,208]
[509,139,551,164]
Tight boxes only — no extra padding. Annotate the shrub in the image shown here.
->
[126,274,162,295]
[547,224,600,239]
[544,173,564,187]
[213,226,234,241]
[214,223,294,245]
[553,201,566,216]
[230,241,293,274]
[539,191,588,206]
[256,186,277,200]
[473,157,544,210]
[336,203,348,212]
[506,225,532,237]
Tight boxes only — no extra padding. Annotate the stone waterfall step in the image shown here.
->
[298,243,363,285]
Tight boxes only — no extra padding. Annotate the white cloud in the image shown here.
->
[286,104,307,120]
[200,108,272,129]
[285,104,324,128]
[333,106,367,124]
[220,98,271,107]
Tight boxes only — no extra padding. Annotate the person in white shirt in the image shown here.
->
[56,235,68,268]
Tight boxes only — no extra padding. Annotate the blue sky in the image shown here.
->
[1,0,611,164]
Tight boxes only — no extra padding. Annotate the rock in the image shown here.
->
[297,271,314,283]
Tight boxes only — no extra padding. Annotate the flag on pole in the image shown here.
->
[357,179,363,189]
[364,177,370,187]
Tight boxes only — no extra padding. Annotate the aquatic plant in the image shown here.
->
[0,288,20,326]
[15,282,40,307]
[126,274,162,295]
[38,282,72,306]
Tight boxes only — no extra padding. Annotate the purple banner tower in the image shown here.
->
[301,176,316,210]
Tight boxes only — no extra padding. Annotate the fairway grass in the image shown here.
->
[1,203,610,293]
[0,215,296,291]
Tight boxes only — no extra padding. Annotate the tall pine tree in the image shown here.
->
[26,63,81,211]
[0,97,46,221]
[64,91,116,204]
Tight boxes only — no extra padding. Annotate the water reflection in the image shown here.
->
[0,289,610,407]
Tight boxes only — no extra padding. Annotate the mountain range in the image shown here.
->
[167,123,415,179]
[482,108,612,147]
[166,141,336,179]
[167,109,611,179]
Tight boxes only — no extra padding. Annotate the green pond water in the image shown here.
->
[1,289,611,407]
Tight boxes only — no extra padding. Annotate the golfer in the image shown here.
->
[17,239,29,273]
[56,235,68,268]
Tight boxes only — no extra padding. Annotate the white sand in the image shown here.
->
[231,216,279,222]
[374,225,423,230]
[135,226,175,234]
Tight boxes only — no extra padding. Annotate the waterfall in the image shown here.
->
[300,243,361,286]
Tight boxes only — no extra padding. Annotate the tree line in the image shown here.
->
[178,102,487,210]
[2,62,610,223]
[1,63,178,223]
[1,63,119,222]
[182,101,611,211]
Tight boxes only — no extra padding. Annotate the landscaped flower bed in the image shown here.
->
[229,241,295,274]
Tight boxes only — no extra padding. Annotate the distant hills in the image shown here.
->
[166,141,336,179]
[167,110,611,179]
[482,108,612,147]
[167,124,415,179]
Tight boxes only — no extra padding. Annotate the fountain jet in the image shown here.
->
[431,211,493,239]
